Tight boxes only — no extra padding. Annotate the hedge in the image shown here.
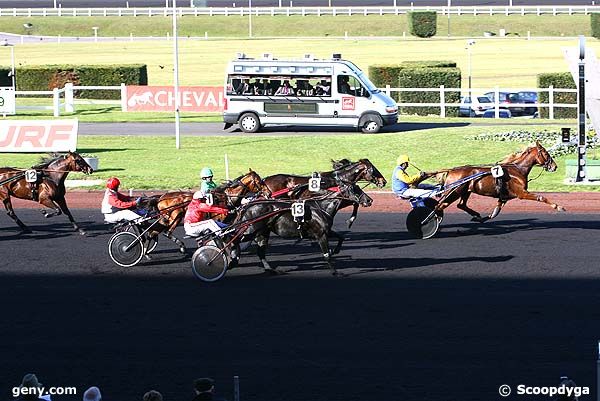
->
[537,72,576,119]
[592,13,600,39]
[14,64,148,99]
[398,67,461,116]
[407,11,437,38]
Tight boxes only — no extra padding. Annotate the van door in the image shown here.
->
[335,74,370,125]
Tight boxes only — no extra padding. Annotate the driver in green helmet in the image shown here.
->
[200,167,217,193]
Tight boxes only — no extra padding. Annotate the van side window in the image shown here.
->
[338,75,368,97]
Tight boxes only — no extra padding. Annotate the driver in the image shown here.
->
[391,155,435,198]
[200,167,217,194]
[184,190,231,237]
[101,177,142,223]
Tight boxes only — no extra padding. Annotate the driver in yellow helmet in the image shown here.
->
[391,154,435,198]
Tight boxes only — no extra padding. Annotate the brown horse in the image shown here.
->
[263,158,385,227]
[432,141,564,222]
[0,152,94,234]
[149,169,271,252]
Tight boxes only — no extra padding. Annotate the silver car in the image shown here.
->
[459,96,493,117]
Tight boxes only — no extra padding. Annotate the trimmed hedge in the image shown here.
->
[407,11,437,38]
[537,72,576,119]
[398,67,461,116]
[15,64,148,99]
[592,13,600,39]
[369,60,458,102]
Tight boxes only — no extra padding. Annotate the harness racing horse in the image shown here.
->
[263,158,385,227]
[0,152,94,234]
[433,141,564,222]
[233,178,372,276]
[149,169,270,253]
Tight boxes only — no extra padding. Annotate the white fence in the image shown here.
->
[1,5,599,17]
[14,84,576,119]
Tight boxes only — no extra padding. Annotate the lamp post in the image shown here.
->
[172,0,181,149]
[1,40,15,90]
[447,0,451,37]
[466,39,475,97]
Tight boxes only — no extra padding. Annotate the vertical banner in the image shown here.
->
[0,119,78,152]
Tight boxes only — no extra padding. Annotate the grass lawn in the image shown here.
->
[0,15,592,38]
[0,125,596,191]
[4,37,599,90]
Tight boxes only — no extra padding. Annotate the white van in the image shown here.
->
[222,53,398,134]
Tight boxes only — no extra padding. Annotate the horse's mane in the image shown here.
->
[32,153,65,169]
[331,158,353,169]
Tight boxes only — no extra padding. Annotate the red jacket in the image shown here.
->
[184,199,229,224]
[101,189,136,214]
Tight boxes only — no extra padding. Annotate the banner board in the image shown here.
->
[0,119,78,152]
[0,87,16,115]
[126,86,224,112]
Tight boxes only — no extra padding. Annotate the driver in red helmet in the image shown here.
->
[101,177,142,223]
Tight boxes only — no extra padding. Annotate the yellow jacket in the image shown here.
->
[396,168,421,185]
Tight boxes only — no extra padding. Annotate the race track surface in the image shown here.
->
[1,210,599,401]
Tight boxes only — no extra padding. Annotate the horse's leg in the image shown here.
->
[455,191,485,222]
[316,233,338,276]
[53,196,85,235]
[329,229,345,255]
[38,193,62,219]
[1,194,31,233]
[516,190,566,212]
[161,213,186,253]
[256,232,275,272]
[346,203,358,228]
[487,200,507,221]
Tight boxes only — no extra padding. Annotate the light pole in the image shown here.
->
[248,0,253,38]
[447,0,451,37]
[172,0,181,149]
[466,39,475,97]
[1,40,15,90]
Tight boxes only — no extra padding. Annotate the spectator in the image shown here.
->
[275,80,294,96]
[315,79,330,96]
[142,390,163,401]
[295,79,313,96]
[83,387,101,401]
[192,378,216,401]
[15,374,49,401]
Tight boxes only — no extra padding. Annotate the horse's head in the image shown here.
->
[533,141,557,172]
[337,179,373,207]
[67,152,94,175]
[241,169,271,197]
[334,159,387,188]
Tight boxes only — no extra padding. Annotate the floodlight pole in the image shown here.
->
[447,0,451,37]
[249,0,253,38]
[172,0,181,149]
[576,35,587,182]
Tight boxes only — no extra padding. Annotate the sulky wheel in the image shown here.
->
[191,245,229,283]
[108,231,145,267]
[406,206,441,240]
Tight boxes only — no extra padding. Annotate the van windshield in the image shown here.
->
[356,72,380,94]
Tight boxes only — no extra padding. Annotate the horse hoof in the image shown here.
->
[557,206,566,212]
[78,229,87,236]
[179,247,186,254]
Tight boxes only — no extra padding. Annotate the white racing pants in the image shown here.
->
[184,220,224,237]
[104,210,142,224]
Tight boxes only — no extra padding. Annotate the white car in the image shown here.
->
[459,96,493,117]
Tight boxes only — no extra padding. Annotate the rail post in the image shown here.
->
[440,85,445,118]
[121,83,128,112]
[576,35,587,182]
[53,87,60,117]
[64,82,74,113]
[549,85,554,120]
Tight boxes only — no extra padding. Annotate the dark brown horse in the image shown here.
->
[433,141,564,222]
[263,158,385,227]
[0,152,94,234]
[150,169,271,252]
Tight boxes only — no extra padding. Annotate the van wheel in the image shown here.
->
[239,113,260,133]
[360,115,382,134]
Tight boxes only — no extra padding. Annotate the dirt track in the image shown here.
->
[11,190,600,213]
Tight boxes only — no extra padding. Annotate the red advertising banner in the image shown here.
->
[126,86,224,112]
[0,120,78,152]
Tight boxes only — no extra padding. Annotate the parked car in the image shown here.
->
[482,108,512,118]
[517,91,539,116]
[459,96,493,117]
[484,91,537,116]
